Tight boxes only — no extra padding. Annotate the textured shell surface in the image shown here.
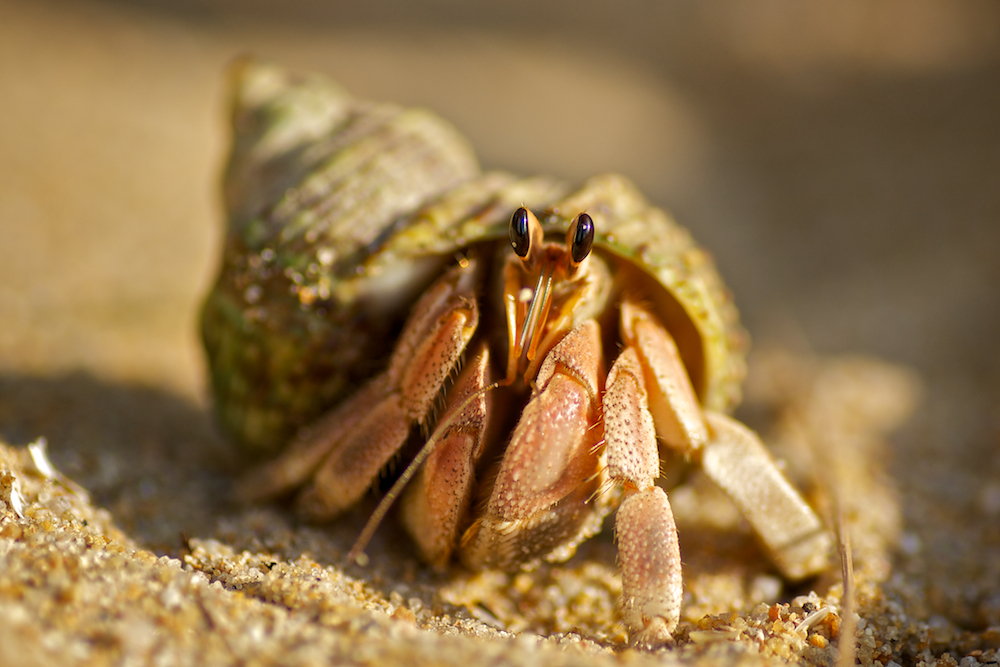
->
[201,60,747,457]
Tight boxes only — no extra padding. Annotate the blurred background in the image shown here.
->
[1,0,998,631]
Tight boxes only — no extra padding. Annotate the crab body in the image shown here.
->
[201,61,832,647]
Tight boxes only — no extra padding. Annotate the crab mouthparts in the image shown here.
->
[515,264,555,373]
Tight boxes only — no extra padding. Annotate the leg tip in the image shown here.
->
[627,616,676,649]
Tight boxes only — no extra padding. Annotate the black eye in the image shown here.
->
[569,213,595,264]
[509,207,531,258]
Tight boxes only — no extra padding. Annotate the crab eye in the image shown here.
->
[568,213,595,265]
[509,207,531,258]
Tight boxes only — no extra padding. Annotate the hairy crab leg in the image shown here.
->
[603,345,682,646]
[607,300,833,645]
[460,321,609,570]
[622,301,832,577]
[239,261,479,520]
[398,345,492,569]
[603,300,712,645]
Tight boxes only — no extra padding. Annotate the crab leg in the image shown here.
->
[460,321,608,570]
[602,301,711,644]
[619,301,833,579]
[607,301,833,645]
[700,411,832,580]
[604,346,682,646]
[238,261,479,520]
[617,301,707,455]
[399,345,492,569]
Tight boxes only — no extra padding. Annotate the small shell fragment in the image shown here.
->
[1,470,25,519]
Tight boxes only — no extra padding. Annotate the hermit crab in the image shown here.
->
[201,60,833,646]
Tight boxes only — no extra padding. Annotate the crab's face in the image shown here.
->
[500,208,607,382]
[202,61,832,648]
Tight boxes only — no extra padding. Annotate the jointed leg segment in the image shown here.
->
[460,321,609,570]
[604,314,685,644]
[605,301,831,644]
[400,345,492,568]
[240,278,830,649]
[238,262,480,520]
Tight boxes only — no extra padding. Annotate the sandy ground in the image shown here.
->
[1,1,999,665]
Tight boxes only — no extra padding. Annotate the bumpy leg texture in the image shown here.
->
[460,322,607,570]
[617,487,682,647]
[608,301,832,646]
[618,301,707,452]
[605,341,683,645]
[236,377,391,503]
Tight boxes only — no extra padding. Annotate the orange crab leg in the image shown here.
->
[618,301,708,454]
[622,302,831,579]
[605,300,833,645]
[604,345,683,645]
[237,376,392,503]
[398,345,493,569]
[460,321,609,569]
[238,261,479,520]
[616,486,682,647]
[606,300,833,645]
